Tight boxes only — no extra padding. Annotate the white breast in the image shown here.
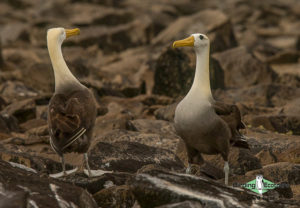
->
[174,95,214,134]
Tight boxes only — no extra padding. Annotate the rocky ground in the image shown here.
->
[0,0,300,207]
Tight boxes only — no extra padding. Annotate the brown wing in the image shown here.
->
[48,89,97,155]
[213,101,245,130]
[212,101,249,149]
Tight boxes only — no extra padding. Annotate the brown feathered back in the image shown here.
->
[48,88,97,155]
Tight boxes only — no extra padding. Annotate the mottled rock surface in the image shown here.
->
[88,141,184,173]
[0,0,300,207]
[130,169,300,208]
[0,160,97,208]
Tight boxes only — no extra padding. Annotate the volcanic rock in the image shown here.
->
[140,95,174,106]
[58,171,133,196]
[266,36,298,51]
[0,23,29,46]
[156,201,203,208]
[246,162,300,185]
[93,185,135,208]
[152,9,237,53]
[21,63,54,93]
[0,113,19,135]
[1,0,300,205]
[67,15,155,53]
[244,128,300,165]
[126,119,178,137]
[88,141,184,173]
[281,98,300,117]
[0,38,3,67]
[0,146,69,175]
[0,96,6,111]
[154,103,177,121]
[152,48,193,98]
[19,118,47,132]
[92,97,146,136]
[266,50,300,64]
[0,81,38,103]
[212,46,276,88]
[130,169,299,208]
[272,63,300,88]
[68,3,134,27]
[1,98,36,124]
[95,47,149,97]
[0,160,97,208]
[213,84,300,107]
[247,114,300,135]
[98,129,179,152]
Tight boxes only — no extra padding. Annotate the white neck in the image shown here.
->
[47,36,83,93]
[188,45,213,100]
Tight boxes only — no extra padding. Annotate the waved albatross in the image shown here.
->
[47,27,108,178]
[173,34,248,185]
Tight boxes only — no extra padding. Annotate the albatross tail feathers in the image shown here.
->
[231,134,250,149]
[61,127,86,151]
[49,127,87,154]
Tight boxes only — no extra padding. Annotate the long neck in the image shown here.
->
[189,46,213,100]
[47,37,82,93]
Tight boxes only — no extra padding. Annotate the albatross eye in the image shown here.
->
[199,35,204,40]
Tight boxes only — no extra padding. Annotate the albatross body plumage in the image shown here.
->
[47,27,110,178]
[173,34,248,185]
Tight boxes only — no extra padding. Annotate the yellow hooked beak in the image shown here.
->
[65,28,80,38]
[173,36,194,48]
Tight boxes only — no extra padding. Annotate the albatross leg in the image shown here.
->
[50,155,78,178]
[83,153,94,177]
[186,164,191,174]
[185,145,203,174]
[83,153,112,177]
[224,161,229,185]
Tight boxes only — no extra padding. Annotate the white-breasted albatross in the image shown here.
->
[47,27,109,178]
[173,34,248,185]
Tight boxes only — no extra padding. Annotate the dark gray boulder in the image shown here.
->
[0,160,97,208]
[130,169,300,208]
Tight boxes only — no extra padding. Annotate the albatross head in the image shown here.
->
[172,33,212,98]
[172,33,209,51]
[47,27,80,45]
[47,27,82,93]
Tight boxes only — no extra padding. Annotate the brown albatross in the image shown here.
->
[173,34,248,185]
[47,27,109,178]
